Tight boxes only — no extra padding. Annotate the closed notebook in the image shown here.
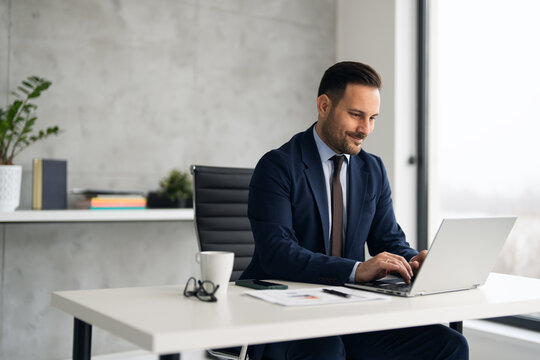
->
[32,159,67,210]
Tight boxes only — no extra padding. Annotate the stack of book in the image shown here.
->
[90,195,146,210]
[72,189,147,210]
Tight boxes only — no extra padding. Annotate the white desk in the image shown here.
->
[52,273,540,359]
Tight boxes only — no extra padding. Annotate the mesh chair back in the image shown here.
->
[191,165,255,281]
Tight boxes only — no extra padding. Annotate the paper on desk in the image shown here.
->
[243,286,390,306]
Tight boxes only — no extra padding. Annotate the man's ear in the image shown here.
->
[317,94,332,116]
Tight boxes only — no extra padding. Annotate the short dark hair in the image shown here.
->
[317,61,382,104]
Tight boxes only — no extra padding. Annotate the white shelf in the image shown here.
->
[0,209,194,223]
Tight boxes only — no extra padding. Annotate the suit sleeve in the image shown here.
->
[365,156,418,261]
[248,151,356,285]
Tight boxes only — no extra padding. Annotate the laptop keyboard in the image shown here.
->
[378,282,412,292]
[373,276,416,292]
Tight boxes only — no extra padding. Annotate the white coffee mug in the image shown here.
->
[195,251,234,296]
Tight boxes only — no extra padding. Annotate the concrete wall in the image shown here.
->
[1,221,200,359]
[0,0,336,358]
[3,0,335,204]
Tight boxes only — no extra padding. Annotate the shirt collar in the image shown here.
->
[313,125,350,163]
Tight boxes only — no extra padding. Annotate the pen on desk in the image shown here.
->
[322,288,351,298]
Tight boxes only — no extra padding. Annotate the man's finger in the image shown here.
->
[410,251,427,266]
[385,253,413,276]
[413,250,428,262]
[381,254,413,278]
[382,259,411,283]
[388,254,414,277]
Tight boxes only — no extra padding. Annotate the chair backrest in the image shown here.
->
[191,165,255,281]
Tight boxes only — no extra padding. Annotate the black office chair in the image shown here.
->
[191,165,255,360]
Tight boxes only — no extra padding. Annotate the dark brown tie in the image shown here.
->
[331,155,344,257]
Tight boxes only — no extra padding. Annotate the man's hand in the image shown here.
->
[409,250,428,275]
[354,252,414,284]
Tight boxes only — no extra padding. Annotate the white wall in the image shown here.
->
[336,0,418,248]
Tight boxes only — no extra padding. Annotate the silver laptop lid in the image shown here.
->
[409,217,516,296]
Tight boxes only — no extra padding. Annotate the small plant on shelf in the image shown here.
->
[0,76,59,165]
[147,169,193,208]
[158,169,193,203]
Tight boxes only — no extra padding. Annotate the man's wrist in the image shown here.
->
[349,261,361,283]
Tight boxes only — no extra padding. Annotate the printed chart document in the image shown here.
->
[244,286,390,306]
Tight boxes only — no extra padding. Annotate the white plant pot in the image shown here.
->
[0,165,23,211]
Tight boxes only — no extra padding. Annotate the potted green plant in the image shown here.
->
[147,169,193,208]
[0,76,60,211]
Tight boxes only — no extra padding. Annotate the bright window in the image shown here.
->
[429,0,540,321]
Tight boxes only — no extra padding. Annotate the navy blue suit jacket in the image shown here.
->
[241,124,417,285]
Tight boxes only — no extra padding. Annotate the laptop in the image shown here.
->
[345,217,517,297]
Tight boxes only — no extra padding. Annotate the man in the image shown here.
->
[241,61,468,359]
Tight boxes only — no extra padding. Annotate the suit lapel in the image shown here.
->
[300,127,330,254]
[344,154,368,257]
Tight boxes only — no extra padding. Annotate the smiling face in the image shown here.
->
[315,83,380,155]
